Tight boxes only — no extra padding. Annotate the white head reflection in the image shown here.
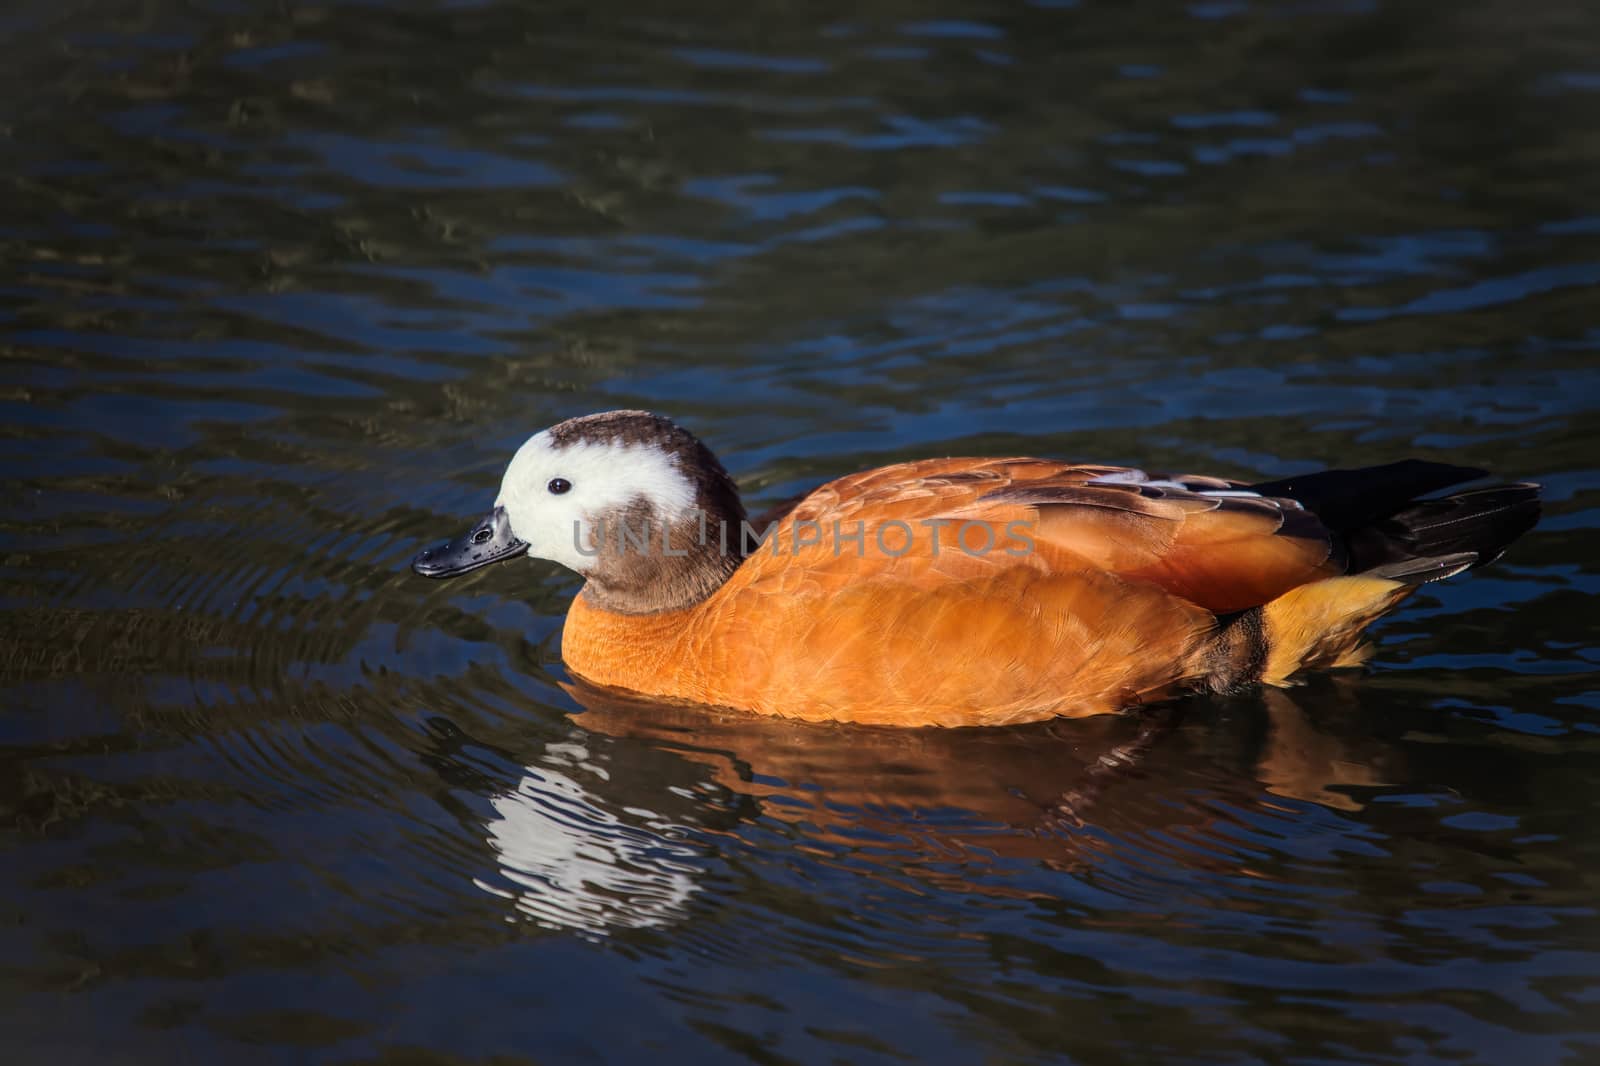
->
[471,740,702,935]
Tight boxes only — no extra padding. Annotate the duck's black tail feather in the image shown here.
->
[1200,462,1539,690]
[1343,483,1542,575]
[1249,459,1486,532]
[1221,462,1540,688]
[1249,460,1541,577]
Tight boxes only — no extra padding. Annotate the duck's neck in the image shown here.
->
[577,500,746,615]
[562,590,697,699]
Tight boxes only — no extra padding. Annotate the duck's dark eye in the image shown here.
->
[547,478,572,495]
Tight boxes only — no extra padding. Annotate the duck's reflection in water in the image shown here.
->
[564,677,1403,833]
[420,719,731,936]
[474,754,703,934]
[428,680,1406,935]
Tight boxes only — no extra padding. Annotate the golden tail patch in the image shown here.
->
[1258,575,1416,686]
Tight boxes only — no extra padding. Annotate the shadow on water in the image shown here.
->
[2,0,1599,1061]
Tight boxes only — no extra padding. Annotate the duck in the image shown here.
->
[412,410,1540,728]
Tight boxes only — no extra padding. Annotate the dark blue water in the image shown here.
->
[3,1,1599,1062]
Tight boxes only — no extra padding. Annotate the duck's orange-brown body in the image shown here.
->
[561,456,1399,727]
[413,410,1538,727]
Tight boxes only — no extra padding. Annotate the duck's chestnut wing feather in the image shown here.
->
[747,458,1342,613]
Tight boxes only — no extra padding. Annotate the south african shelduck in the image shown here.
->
[413,410,1540,727]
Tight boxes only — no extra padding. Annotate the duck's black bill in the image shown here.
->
[412,506,527,579]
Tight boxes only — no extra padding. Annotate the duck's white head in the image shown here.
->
[412,411,747,613]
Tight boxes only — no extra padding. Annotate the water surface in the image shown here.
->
[3,0,1599,1063]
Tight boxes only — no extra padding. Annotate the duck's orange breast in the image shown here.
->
[561,456,1343,727]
